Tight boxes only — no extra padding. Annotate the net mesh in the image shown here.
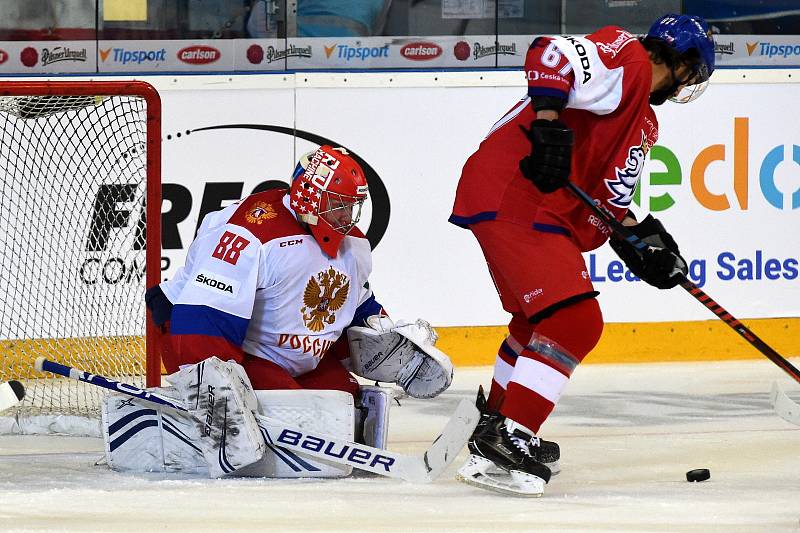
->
[0,92,150,433]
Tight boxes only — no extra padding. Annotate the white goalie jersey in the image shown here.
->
[159,189,375,376]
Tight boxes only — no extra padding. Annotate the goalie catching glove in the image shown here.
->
[346,316,453,399]
[609,214,688,290]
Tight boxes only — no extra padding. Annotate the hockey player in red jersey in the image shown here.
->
[450,15,715,496]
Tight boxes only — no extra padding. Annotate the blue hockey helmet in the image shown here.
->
[646,14,715,102]
[647,14,715,81]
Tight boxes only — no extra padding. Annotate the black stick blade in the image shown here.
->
[8,380,25,401]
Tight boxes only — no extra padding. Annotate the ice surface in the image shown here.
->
[1,360,798,532]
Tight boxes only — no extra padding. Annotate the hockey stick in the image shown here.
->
[0,380,25,412]
[566,181,800,386]
[35,357,479,482]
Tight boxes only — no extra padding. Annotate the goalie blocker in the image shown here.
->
[346,316,454,399]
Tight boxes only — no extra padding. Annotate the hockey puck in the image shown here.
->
[686,468,710,482]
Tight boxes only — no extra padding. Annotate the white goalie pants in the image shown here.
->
[101,386,391,478]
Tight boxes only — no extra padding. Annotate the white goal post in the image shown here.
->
[0,81,162,435]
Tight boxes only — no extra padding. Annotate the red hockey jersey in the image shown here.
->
[450,26,659,252]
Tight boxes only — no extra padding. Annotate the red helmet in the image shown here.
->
[289,145,369,257]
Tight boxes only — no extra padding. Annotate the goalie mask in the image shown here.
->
[290,146,369,257]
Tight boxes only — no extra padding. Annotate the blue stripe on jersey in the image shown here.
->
[533,222,571,237]
[448,211,497,228]
[527,86,569,100]
[350,293,384,327]
[170,304,249,346]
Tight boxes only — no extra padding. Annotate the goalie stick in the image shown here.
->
[566,181,800,384]
[0,380,25,412]
[770,382,800,427]
[35,357,479,483]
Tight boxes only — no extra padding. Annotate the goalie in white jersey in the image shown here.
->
[147,145,452,401]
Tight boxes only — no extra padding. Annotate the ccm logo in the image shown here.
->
[400,42,442,61]
[0,50,7,64]
[276,429,396,471]
[178,45,221,64]
[279,239,303,247]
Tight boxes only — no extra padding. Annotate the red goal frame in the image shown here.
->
[0,80,162,387]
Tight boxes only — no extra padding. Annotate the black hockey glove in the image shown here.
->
[519,119,574,193]
[609,215,688,290]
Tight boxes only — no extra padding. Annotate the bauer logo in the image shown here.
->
[178,45,221,65]
[400,42,442,61]
[276,429,396,471]
[0,49,7,65]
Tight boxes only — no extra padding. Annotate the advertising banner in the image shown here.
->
[713,35,800,67]
[234,39,307,71]
[97,39,234,72]
[0,41,96,74]
[153,77,799,327]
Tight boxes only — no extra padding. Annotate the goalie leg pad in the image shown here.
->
[165,357,266,477]
[237,389,355,478]
[358,385,392,450]
[102,389,207,475]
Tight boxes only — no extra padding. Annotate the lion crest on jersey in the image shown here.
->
[245,201,277,225]
[605,131,649,208]
[301,267,350,332]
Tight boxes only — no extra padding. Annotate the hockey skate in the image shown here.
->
[456,388,552,497]
[472,387,561,475]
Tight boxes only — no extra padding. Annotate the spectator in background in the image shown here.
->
[247,0,392,38]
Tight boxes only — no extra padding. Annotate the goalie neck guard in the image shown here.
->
[289,146,369,257]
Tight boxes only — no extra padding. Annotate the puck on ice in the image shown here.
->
[686,468,710,482]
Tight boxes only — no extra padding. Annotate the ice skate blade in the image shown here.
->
[488,459,560,476]
[456,455,546,497]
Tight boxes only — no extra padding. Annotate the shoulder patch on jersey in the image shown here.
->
[227,189,309,244]
[593,28,637,59]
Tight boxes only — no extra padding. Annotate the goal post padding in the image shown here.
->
[0,81,161,434]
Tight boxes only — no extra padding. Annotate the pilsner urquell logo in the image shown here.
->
[42,47,87,66]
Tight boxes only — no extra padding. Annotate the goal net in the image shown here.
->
[0,81,161,435]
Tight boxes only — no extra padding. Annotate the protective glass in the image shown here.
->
[319,191,366,234]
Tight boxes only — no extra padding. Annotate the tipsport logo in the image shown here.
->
[635,117,800,211]
[323,43,389,62]
[746,41,800,59]
[100,48,167,65]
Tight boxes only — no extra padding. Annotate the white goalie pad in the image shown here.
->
[103,388,357,479]
[347,316,453,399]
[102,388,207,475]
[239,389,355,478]
[165,357,266,477]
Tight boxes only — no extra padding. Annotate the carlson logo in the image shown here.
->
[400,42,442,61]
[0,49,7,65]
[178,46,221,65]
